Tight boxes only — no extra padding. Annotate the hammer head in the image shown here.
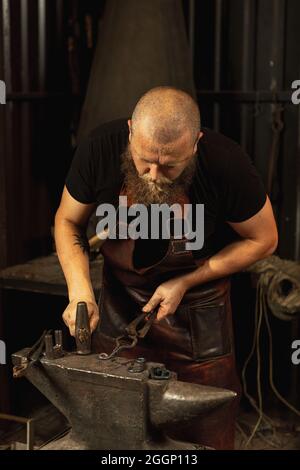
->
[75,302,91,355]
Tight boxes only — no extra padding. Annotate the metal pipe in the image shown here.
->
[26,419,34,450]
[0,413,35,450]
[38,0,46,91]
[213,0,222,131]
[20,0,30,254]
[2,0,11,89]
[20,0,29,91]
[196,90,292,102]
[240,0,253,151]
[188,0,195,71]
[295,99,300,261]
[6,92,74,101]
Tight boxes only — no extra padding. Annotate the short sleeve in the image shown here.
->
[223,147,267,223]
[65,137,96,204]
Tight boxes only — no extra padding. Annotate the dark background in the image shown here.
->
[0,0,299,424]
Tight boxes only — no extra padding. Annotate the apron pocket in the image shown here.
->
[188,300,232,362]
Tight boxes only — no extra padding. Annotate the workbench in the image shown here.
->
[0,253,103,298]
[0,253,103,417]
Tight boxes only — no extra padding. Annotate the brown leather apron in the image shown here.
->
[93,185,241,449]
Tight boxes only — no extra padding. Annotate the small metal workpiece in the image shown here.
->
[75,302,91,355]
[149,366,171,380]
[128,357,146,373]
[99,309,158,361]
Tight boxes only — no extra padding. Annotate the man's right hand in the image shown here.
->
[62,298,100,337]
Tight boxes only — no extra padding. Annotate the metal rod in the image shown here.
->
[2,0,11,89]
[20,0,29,91]
[5,90,292,103]
[38,0,46,91]
[240,0,253,151]
[20,0,30,253]
[0,413,35,450]
[196,90,292,102]
[6,92,76,101]
[295,97,300,261]
[26,419,34,450]
[0,412,30,424]
[213,0,222,131]
[56,0,64,47]
[270,0,284,93]
[188,0,195,71]
[2,0,13,267]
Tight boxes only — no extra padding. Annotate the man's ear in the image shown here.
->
[128,119,132,142]
[193,131,203,153]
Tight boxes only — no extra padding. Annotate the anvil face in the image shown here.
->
[12,349,236,450]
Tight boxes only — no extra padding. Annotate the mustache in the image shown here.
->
[140,172,173,188]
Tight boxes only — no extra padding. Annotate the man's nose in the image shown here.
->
[149,163,160,181]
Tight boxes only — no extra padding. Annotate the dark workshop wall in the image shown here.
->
[0,0,105,269]
[190,0,300,262]
[187,1,300,410]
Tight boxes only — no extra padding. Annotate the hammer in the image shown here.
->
[75,302,91,355]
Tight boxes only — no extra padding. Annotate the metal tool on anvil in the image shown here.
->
[75,301,91,355]
[12,329,64,378]
[13,302,92,379]
[98,307,158,360]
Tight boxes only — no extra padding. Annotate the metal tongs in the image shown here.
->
[13,329,50,378]
[98,308,158,360]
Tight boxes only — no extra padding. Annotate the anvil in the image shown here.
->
[12,347,236,450]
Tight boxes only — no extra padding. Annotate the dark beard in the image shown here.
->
[120,144,196,205]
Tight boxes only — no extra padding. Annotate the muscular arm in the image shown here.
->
[180,196,278,289]
[143,196,278,320]
[54,186,99,334]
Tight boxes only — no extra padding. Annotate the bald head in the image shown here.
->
[131,86,201,144]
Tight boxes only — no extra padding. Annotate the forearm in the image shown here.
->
[180,238,275,290]
[54,214,95,302]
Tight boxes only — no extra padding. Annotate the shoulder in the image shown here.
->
[198,128,253,182]
[199,127,246,166]
[87,118,129,143]
[200,127,241,150]
[197,129,266,222]
[81,118,129,157]
[75,118,129,170]
[66,119,127,204]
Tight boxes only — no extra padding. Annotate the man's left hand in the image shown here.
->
[142,277,188,321]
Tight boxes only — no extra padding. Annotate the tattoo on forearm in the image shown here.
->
[73,232,90,255]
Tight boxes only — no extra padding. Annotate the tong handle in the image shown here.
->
[98,308,158,361]
[125,308,158,338]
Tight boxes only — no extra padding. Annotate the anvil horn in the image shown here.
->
[149,380,236,427]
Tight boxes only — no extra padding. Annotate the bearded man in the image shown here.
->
[54,86,278,449]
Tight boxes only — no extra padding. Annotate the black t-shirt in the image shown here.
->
[65,119,267,260]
